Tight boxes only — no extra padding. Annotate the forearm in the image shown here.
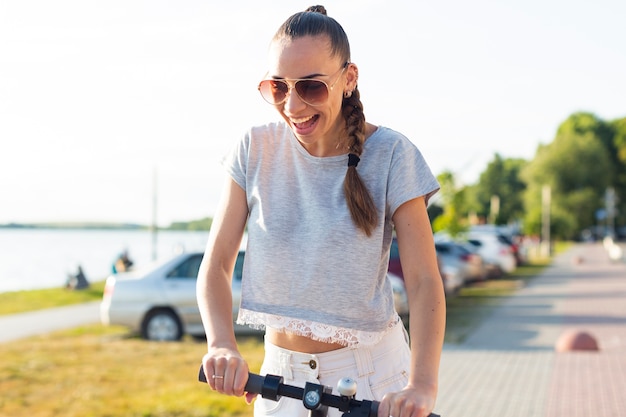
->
[407,274,446,391]
[196,263,238,351]
[196,178,248,351]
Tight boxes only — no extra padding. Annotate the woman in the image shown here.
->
[197,6,445,417]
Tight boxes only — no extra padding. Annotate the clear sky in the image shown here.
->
[2,0,625,226]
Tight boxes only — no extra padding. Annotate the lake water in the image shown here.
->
[0,229,210,293]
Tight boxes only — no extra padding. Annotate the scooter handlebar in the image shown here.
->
[198,366,440,417]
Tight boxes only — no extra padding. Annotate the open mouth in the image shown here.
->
[291,114,319,134]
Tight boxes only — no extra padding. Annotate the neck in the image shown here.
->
[300,126,349,157]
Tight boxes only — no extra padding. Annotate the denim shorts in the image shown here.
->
[253,322,411,417]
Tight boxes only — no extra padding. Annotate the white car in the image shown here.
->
[101,251,245,341]
[466,232,516,275]
[101,251,410,341]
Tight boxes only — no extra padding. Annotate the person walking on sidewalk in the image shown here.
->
[197,5,445,417]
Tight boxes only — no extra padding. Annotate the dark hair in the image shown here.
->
[274,5,378,236]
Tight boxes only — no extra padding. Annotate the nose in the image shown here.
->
[283,84,307,112]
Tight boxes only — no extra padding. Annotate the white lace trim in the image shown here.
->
[237,309,401,347]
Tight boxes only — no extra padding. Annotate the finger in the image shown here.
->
[377,394,391,417]
[211,364,226,392]
[233,363,249,397]
[245,392,258,404]
[202,360,217,390]
[221,359,241,395]
[213,373,226,390]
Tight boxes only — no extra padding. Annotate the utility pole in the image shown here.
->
[605,187,616,238]
[489,195,500,224]
[151,167,158,261]
[541,185,551,258]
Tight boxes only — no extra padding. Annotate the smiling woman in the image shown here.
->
[196,5,445,417]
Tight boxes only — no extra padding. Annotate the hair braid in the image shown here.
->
[342,87,378,236]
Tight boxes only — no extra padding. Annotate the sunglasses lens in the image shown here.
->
[259,80,289,104]
[295,79,328,105]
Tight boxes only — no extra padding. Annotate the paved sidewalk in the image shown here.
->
[437,242,626,417]
[0,301,100,343]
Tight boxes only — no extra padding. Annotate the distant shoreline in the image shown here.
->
[0,222,148,230]
[0,218,212,232]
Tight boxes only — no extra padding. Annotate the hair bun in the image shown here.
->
[305,5,327,15]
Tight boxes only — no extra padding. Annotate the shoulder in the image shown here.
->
[364,125,423,158]
[248,121,291,139]
[234,122,291,154]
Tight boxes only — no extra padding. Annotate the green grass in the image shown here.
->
[0,325,263,417]
[0,281,106,315]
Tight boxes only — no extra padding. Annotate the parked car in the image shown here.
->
[388,273,410,318]
[435,241,487,283]
[101,251,245,341]
[438,257,465,296]
[388,237,463,295]
[466,232,516,276]
[388,237,403,279]
[101,250,410,341]
[470,225,527,265]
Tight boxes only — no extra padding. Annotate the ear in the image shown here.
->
[345,63,359,91]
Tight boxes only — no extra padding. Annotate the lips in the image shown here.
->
[291,114,319,135]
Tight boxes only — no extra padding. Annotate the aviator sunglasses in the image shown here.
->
[258,62,349,106]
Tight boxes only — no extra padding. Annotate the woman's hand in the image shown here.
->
[202,347,253,402]
[378,385,436,417]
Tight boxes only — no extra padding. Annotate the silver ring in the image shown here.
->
[212,375,224,379]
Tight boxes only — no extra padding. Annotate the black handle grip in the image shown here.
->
[198,365,266,392]
[244,372,265,395]
[198,366,440,417]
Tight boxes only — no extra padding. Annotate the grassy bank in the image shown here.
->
[0,281,106,315]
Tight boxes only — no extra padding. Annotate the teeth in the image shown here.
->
[291,115,314,124]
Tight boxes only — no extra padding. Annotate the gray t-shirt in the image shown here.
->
[224,122,439,345]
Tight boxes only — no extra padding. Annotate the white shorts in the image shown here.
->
[253,322,411,417]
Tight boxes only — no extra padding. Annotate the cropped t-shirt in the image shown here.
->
[223,122,439,346]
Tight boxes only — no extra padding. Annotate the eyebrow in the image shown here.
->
[271,72,326,80]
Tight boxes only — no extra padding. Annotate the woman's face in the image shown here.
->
[266,35,356,156]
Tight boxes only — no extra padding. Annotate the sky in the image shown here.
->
[1,0,625,226]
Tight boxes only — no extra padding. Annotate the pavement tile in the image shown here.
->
[437,242,626,417]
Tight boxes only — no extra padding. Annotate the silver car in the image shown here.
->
[101,251,244,341]
[101,250,409,341]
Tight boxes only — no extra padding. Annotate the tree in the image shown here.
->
[614,117,626,163]
[168,217,213,231]
[432,171,469,236]
[521,128,612,239]
[471,154,527,225]
[610,117,626,228]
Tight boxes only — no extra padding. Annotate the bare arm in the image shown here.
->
[380,196,446,417]
[196,177,250,397]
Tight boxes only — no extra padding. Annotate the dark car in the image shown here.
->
[388,238,464,295]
